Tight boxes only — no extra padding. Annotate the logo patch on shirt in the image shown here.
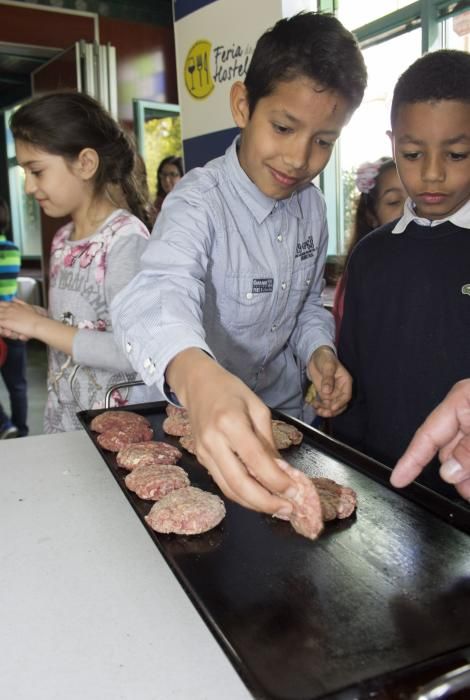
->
[462,283,470,296]
[252,278,274,294]
[295,235,316,261]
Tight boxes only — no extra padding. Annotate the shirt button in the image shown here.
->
[148,363,156,375]
[306,279,311,285]
[277,234,283,242]
[271,324,277,332]
[246,292,253,299]
[281,282,287,290]
[143,357,152,369]
[125,341,132,353]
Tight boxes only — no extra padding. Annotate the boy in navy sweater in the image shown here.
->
[333,50,470,497]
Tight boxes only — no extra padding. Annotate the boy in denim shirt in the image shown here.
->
[112,12,367,515]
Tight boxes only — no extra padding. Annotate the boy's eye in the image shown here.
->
[315,138,334,149]
[272,123,292,134]
[402,151,420,160]
[449,151,468,161]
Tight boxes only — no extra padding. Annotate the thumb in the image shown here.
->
[319,359,336,396]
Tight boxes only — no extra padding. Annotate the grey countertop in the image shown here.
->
[0,431,252,700]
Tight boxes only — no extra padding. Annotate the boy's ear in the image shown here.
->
[230,81,250,129]
[77,147,99,180]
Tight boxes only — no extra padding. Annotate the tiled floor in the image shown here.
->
[0,341,48,437]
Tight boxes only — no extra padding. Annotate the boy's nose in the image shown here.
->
[284,140,310,172]
[422,155,445,182]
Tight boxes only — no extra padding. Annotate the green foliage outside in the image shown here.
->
[144,116,183,200]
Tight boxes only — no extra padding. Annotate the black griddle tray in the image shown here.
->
[78,402,470,700]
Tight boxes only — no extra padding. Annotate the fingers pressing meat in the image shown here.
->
[97,423,153,452]
[311,477,357,521]
[276,460,324,540]
[90,410,151,433]
[145,486,226,535]
[125,464,190,500]
[117,441,182,470]
[176,418,304,456]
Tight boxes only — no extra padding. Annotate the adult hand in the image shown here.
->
[166,348,298,517]
[307,345,352,417]
[391,379,470,499]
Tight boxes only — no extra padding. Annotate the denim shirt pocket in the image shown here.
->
[222,273,271,331]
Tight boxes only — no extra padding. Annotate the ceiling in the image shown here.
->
[0,0,173,109]
[0,42,59,108]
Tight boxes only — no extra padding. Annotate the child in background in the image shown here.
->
[333,158,406,337]
[0,92,151,432]
[0,197,28,438]
[111,12,367,516]
[154,155,184,216]
[332,50,470,497]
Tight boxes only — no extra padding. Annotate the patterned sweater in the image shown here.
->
[45,209,150,433]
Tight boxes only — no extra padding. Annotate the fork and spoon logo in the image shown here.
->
[184,40,214,99]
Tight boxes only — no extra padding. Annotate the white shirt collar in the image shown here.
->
[392,197,470,233]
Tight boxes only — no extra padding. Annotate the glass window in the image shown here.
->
[442,9,470,49]
[332,28,421,252]
[282,0,317,15]
[337,0,414,30]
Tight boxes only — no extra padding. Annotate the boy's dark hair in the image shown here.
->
[10,91,154,231]
[0,197,10,233]
[244,11,367,115]
[391,49,470,126]
[156,155,184,198]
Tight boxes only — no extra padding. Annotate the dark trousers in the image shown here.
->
[0,338,28,436]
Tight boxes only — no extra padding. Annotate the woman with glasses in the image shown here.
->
[155,155,184,216]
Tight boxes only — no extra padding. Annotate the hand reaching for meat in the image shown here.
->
[165,348,297,517]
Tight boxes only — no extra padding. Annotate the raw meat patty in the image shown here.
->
[162,413,192,437]
[312,477,357,521]
[165,404,189,419]
[145,486,226,535]
[276,461,323,540]
[117,441,182,470]
[90,410,150,433]
[125,464,190,500]
[97,423,153,452]
[179,434,196,455]
[272,420,303,449]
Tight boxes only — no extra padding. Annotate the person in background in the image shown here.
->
[0,91,151,432]
[391,379,470,500]
[0,197,28,438]
[332,50,470,498]
[134,151,157,229]
[111,12,367,517]
[332,158,406,338]
[154,155,184,216]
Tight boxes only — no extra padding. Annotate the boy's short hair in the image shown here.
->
[244,11,367,115]
[391,49,470,126]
